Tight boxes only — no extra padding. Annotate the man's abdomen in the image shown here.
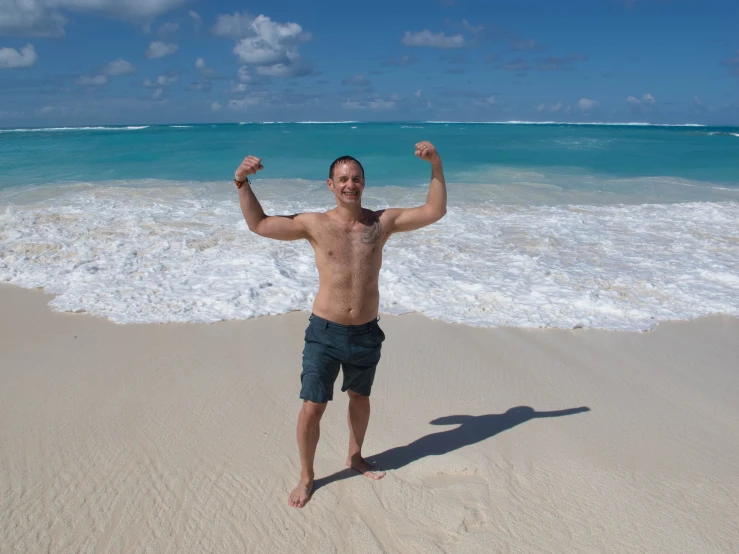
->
[312,282,380,325]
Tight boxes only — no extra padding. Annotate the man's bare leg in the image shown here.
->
[289,400,327,508]
[346,390,386,480]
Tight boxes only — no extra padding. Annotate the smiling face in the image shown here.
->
[327,161,365,207]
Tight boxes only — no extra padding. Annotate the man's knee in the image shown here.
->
[301,400,327,421]
[347,389,369,402]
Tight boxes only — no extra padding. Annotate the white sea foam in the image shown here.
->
[423,121,708,127]
[170,125,193,128]
[239,121,361,125]
[0,126,149,133]
[1,181,738,330]
[705,131,739,137]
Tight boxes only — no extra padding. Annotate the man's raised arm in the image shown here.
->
[235,155,310,241]
[385,141,447,234]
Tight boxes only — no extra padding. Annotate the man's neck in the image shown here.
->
[332,203,364,223]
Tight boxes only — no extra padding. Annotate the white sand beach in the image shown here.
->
[1,284,738,553]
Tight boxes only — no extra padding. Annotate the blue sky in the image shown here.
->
[0,0,737,126]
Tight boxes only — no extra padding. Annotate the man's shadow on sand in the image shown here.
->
[313,406,590,491]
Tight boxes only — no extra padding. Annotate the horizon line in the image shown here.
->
[4,120,738,132]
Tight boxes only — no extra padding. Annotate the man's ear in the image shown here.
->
[327,178,334,191]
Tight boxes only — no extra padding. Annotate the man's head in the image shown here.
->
[327,156,365,207]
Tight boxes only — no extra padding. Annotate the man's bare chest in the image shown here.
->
[314,220,385,264]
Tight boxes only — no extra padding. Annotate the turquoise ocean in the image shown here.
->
[1,122,738,330]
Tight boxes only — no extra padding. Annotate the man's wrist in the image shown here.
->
[234,176,251,189]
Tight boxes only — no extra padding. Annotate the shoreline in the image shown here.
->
[2,283,739,552]
[1,282,737,332]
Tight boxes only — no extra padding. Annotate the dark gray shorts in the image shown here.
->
[300,314,385,403]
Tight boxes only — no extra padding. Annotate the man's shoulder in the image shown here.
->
[294,210,330,231]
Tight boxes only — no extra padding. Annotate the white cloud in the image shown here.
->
[187,81,210,92]
[75,0,187,20]
[0,109,24,118]
[228,94,269,110]
[549,101,563,113]
[211,101,222,111]
[341,98,397,110]
[195,57,216,78]
[257,63,291,77]
[368,100,396,109]
[143,75,178,87]
[76,74,108,86]
[255,61,311,77]
[578,98,597,111]
[627,93,656,107]
[236,66,253,84]
[0,43,38,69]
[472,95,498,108]
[236,42,284,65]
[693,95,715,112]
[501,59,530,71]
[212,11,254,39]
[233,15,311,64]
[189,10,202,31]
[0,2,67,37]
[342,74,371,87]
[462,19,483,36]
[152,88,163,100]
[102,58,135,76]
[75,57,133,87]
[156,22,178,38]
[381,54,417,67]
[0,0,189,37]
[414,89,422,99]
[508,39,541,52]
[145,41,178,59]
[402,30,466,49]
[227,14,312,78]
[229,82,248,93]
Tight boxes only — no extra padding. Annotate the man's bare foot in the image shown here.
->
[346,456,386,480]
[288,478,313,508]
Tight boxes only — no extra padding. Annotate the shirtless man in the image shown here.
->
[234,142,447,508]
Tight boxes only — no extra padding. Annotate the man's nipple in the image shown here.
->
[328,250,334,256]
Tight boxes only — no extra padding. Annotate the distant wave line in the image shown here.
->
[0,126,149,133]
[421,121,708,127]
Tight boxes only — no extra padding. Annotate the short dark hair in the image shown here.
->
[329,156,364,180]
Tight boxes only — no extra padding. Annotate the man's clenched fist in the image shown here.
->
[414,141,441,164]
[235,155,264,182]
